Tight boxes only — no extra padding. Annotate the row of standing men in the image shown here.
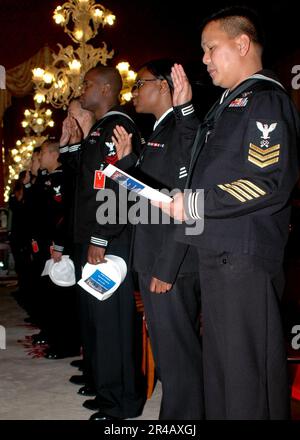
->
[10,6,300,420]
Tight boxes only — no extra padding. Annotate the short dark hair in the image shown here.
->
[202,6,265,48]
[139,59,175,93]
[18,170,27,180]
[91,64,123,98]
[41,140,60,154]
[33,146,41,154]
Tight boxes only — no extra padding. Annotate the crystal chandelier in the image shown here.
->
[32,0,116,109]
[4,135,48,202]
[4,106,54,202]
[21,107,54,135]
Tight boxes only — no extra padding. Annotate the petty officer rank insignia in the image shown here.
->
[104,142,118,165]
[247,119,281,169]
[53,185,62,202]
[147,142,164,148]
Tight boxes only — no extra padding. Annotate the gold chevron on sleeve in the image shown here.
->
[225,183,253,200]
[218,184,246,202]
[218,178,267,203]
[248,143,280,168]
[248,156,279,168]
[232,181,260,198]
[236,179,266,196]
[249,143,280,155]
[249,149,280,161]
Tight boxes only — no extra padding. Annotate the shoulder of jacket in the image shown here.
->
[249,80,287,95]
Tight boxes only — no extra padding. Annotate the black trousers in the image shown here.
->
[30,243,53,330]
[74,232,146,419]
[43,279,81,352]
[197,249,290,420]
[138,272,204,420]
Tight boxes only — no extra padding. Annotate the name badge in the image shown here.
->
[93,170,106,189]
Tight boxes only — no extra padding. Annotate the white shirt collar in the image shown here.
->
[153,107,173,131]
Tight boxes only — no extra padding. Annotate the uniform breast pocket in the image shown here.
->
[207,144,237,160]
[144,145,165,154]
[140,146,166,164]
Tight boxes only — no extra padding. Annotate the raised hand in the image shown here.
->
[69,116,83,144]
[112,125,133,159]
[59,117,71,146]
[171,63,192,107]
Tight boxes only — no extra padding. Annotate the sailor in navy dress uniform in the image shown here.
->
[59,65,145,420]
[154,10,300,419]
[167,69,300,419]
[122,59,204,420]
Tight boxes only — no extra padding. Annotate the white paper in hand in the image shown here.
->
[102,164,172,203]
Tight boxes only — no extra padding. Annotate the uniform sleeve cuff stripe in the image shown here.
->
[181,105,195,116]
[194,192,201,219]
[182,110,194,116]
[91,237,108,246]
[188,192,199,220]
[59,146,69,153]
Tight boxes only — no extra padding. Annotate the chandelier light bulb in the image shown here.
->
[32,68,45,80]
[34,93,46,104]
[128,70,137,80]
[74,29,83,41]
[122,92,132,102]
[117,62,129,74]
[105,14,115,26]
[43,72,54,84]
[93,8,103,19]
[68,59,81,73]
[54,13,65,25]
[57,79,65,89]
